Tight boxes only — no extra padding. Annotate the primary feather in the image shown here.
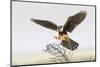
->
[63,11,87,32]
[31,18,58,31]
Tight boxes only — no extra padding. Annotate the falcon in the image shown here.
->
[31,11,87,50]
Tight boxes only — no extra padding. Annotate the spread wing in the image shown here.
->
[31,18,58,31]
[63,11,87,32]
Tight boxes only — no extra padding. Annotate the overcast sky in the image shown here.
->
[12,1,95,55]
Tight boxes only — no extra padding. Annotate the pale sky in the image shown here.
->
[12,1,95,55]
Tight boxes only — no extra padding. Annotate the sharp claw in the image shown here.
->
[54,36,57,39]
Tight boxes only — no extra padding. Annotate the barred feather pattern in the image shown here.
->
[61,39,79,50]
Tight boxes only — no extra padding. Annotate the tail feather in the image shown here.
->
[61,39,79,50]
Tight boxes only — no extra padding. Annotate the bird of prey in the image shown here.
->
[31,11,87,50]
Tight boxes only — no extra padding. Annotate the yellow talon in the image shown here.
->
[54,34,70,42]
[54,36,57,39]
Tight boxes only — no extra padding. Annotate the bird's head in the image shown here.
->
[57,26,63,32]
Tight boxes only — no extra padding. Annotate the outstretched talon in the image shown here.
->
[54,36,57,39]
[54,36,61,40]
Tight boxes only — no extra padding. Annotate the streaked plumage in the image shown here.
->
[31,11,87,50]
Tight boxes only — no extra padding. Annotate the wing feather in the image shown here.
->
[63,11,87,32]
[31,18,58,31]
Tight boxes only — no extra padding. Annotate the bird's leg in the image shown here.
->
[54,36,58,39]
[54,35,61,40]
[54,34,70,42]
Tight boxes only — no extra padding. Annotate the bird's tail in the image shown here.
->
[61,38,79,50]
